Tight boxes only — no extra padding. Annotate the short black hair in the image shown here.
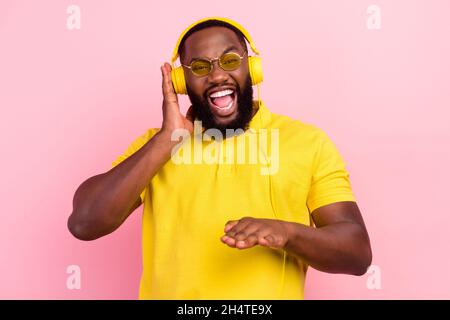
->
[178,19,248,62]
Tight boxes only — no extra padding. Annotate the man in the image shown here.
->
[68,18,372,299]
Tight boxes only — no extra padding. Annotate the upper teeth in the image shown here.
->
[210,89,234,98]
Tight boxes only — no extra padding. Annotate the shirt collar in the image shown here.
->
[248,100,271,130]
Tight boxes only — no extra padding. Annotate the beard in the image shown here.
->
[186,76,254,137]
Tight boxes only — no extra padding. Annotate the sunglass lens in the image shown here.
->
[191,60,211,76]
[220,53,241,71]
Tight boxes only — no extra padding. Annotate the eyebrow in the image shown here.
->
[188,45,241,64]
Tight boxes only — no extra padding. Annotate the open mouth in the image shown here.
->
[207,88,237,117]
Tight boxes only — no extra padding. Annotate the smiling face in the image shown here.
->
[180,26,255,135]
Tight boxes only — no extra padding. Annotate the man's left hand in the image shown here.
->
[220,217,289,249]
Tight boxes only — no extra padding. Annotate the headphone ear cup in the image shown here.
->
[248,56,263,86]
[171,66,187,95]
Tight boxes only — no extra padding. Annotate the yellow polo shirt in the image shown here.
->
[111,101,355,299]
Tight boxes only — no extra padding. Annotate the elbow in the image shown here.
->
[68,215,95,241]
[67,211,109,241]
[350,243,373,276]
[68,220,92,241]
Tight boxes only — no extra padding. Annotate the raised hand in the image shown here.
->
[160,63,194,136]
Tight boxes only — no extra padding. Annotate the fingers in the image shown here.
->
[221,230,267,249]
[236,234,258,249]
[220,234,236,247]
[221,217,272,250]
[222,219,244,248]
[221,217,288,250]
[224,219,239,233]
[233,223,260,241]
[225,217,253,235]
[221,233,258,249]
[161,62,178,103]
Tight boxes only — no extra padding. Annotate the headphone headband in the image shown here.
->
[171,17,260,63]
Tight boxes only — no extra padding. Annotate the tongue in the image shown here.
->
[212,94,233,108]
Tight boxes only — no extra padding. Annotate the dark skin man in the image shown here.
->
[68,26,372,277]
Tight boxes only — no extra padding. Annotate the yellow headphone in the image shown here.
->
[170,17,264,95]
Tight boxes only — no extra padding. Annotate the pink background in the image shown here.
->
[1,0,449,299]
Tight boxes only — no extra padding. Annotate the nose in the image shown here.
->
[207,60,229,84]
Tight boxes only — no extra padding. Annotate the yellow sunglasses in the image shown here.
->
[182,52,246,77]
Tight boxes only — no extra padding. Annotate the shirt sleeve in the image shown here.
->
[306,129,356,213]
[111,128,160,203]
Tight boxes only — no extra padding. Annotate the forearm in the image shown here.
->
[283,221,372,275]
[69,130,176,239]
[99,130,176,215]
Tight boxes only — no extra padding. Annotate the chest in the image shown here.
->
[149,133,315,227]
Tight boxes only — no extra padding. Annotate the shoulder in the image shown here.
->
[138,127,161,142]
[268,110,329,145]
[122,127,161,153]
